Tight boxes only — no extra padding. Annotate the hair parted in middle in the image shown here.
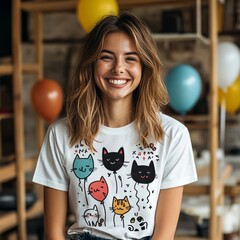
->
[66,12,169,151]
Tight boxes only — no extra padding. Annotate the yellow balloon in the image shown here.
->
[77,0,119,32]
[218,76,240,114]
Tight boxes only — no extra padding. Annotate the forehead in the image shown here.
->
[102,31,137,51]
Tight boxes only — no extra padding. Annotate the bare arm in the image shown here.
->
[152,186,183,240]
[44,186,68,240]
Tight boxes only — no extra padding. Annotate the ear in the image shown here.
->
[149,161,154,169]
[75,154,80,159]
[132,160,137,168]
[100,176,106,183]
[88,154,93,160]
[93,205,97,211]
[113,197,117,203]
[103,147,108,155]
[123,196,128,202]
[118,147,124,155]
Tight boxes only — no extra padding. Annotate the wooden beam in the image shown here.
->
[0,212,18,234]
[21,0,77,12]
[209,0,219,238]
[12,0,27,239]
[21,0,207,12]
[0,64,39,75]
[0,163,16,183]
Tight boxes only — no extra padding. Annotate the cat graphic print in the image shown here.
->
[72,143,159,231]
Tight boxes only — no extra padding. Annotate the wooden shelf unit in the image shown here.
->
[0,0,45,238]
[0,0,224,239]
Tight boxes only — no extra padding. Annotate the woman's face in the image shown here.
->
[94,31,142,103]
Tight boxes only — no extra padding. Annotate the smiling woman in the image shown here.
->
[94,31,142,105]
[32,12,198,240]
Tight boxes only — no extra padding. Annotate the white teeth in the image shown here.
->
[109,79,127,85]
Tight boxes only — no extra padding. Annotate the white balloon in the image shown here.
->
[217,42,240,89]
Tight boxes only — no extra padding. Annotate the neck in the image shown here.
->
[102,99,134,128]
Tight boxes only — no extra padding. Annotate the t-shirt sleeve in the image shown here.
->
[161,126,197,189]
[32,126,69,191]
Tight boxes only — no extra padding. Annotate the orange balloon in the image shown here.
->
[31,79,64,123]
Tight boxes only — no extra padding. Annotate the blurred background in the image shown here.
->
[0,0,240,239]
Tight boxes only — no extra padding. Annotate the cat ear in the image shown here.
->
[113,196,117,203]
[133,160,137,167]
[103,147,108,155]
[100,176,106,183]
[74,154,80,159]
[118,147,124,155]
[149,161,155,169]
[88,154,93,160]
[123,196,128,202]
[93,205,97,211]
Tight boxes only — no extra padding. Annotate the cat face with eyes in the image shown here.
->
[73,154,94,179]
[131,160,155,184]
[89,176,108,202]
[112,196,131,215]
[83,205,99,226]
[102,147,124,172]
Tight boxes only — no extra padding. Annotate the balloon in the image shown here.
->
[89,177,108,202]
[77,0,119,32]
[165,64,202,115]
[217,42,240,89]
[218,76,240,114]
[31,79,63,123]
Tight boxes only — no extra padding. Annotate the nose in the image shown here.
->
[111,60,124,74]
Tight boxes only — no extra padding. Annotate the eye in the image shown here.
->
[115,158,119,161]
[147,171,150,174]
[99,55,112,61]
[138,171,142,174]
[106,158,110,161]
[126,56,137,62]
[86,165,89,167]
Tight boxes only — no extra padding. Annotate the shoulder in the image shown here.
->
[47,117,69,138]
[159,112,187,133]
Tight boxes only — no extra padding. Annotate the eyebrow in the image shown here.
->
[101,49,138,56]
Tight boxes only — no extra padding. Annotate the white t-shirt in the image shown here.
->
[33,113,197,239]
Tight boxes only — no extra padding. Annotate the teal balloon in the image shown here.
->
[165,64,202,115]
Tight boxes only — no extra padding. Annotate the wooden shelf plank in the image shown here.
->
[184,164,234,198]
[0,63,39,75]
[0,163,16,183]
[21,0,207,12]
[0,113,14,120]
[21,0,76,12]
[0,211,18,234]
[118,0,208,8]
[152,33,210,45]
[25,157,38,172]
[22,63,39,73]
[26,199,43,219]
[0,65,13,75]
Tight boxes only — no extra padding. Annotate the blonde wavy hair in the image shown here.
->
[66,12,169,151]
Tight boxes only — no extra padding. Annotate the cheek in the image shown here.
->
[130,65,142,79]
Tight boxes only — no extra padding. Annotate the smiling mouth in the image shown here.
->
[108,79,128,85]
